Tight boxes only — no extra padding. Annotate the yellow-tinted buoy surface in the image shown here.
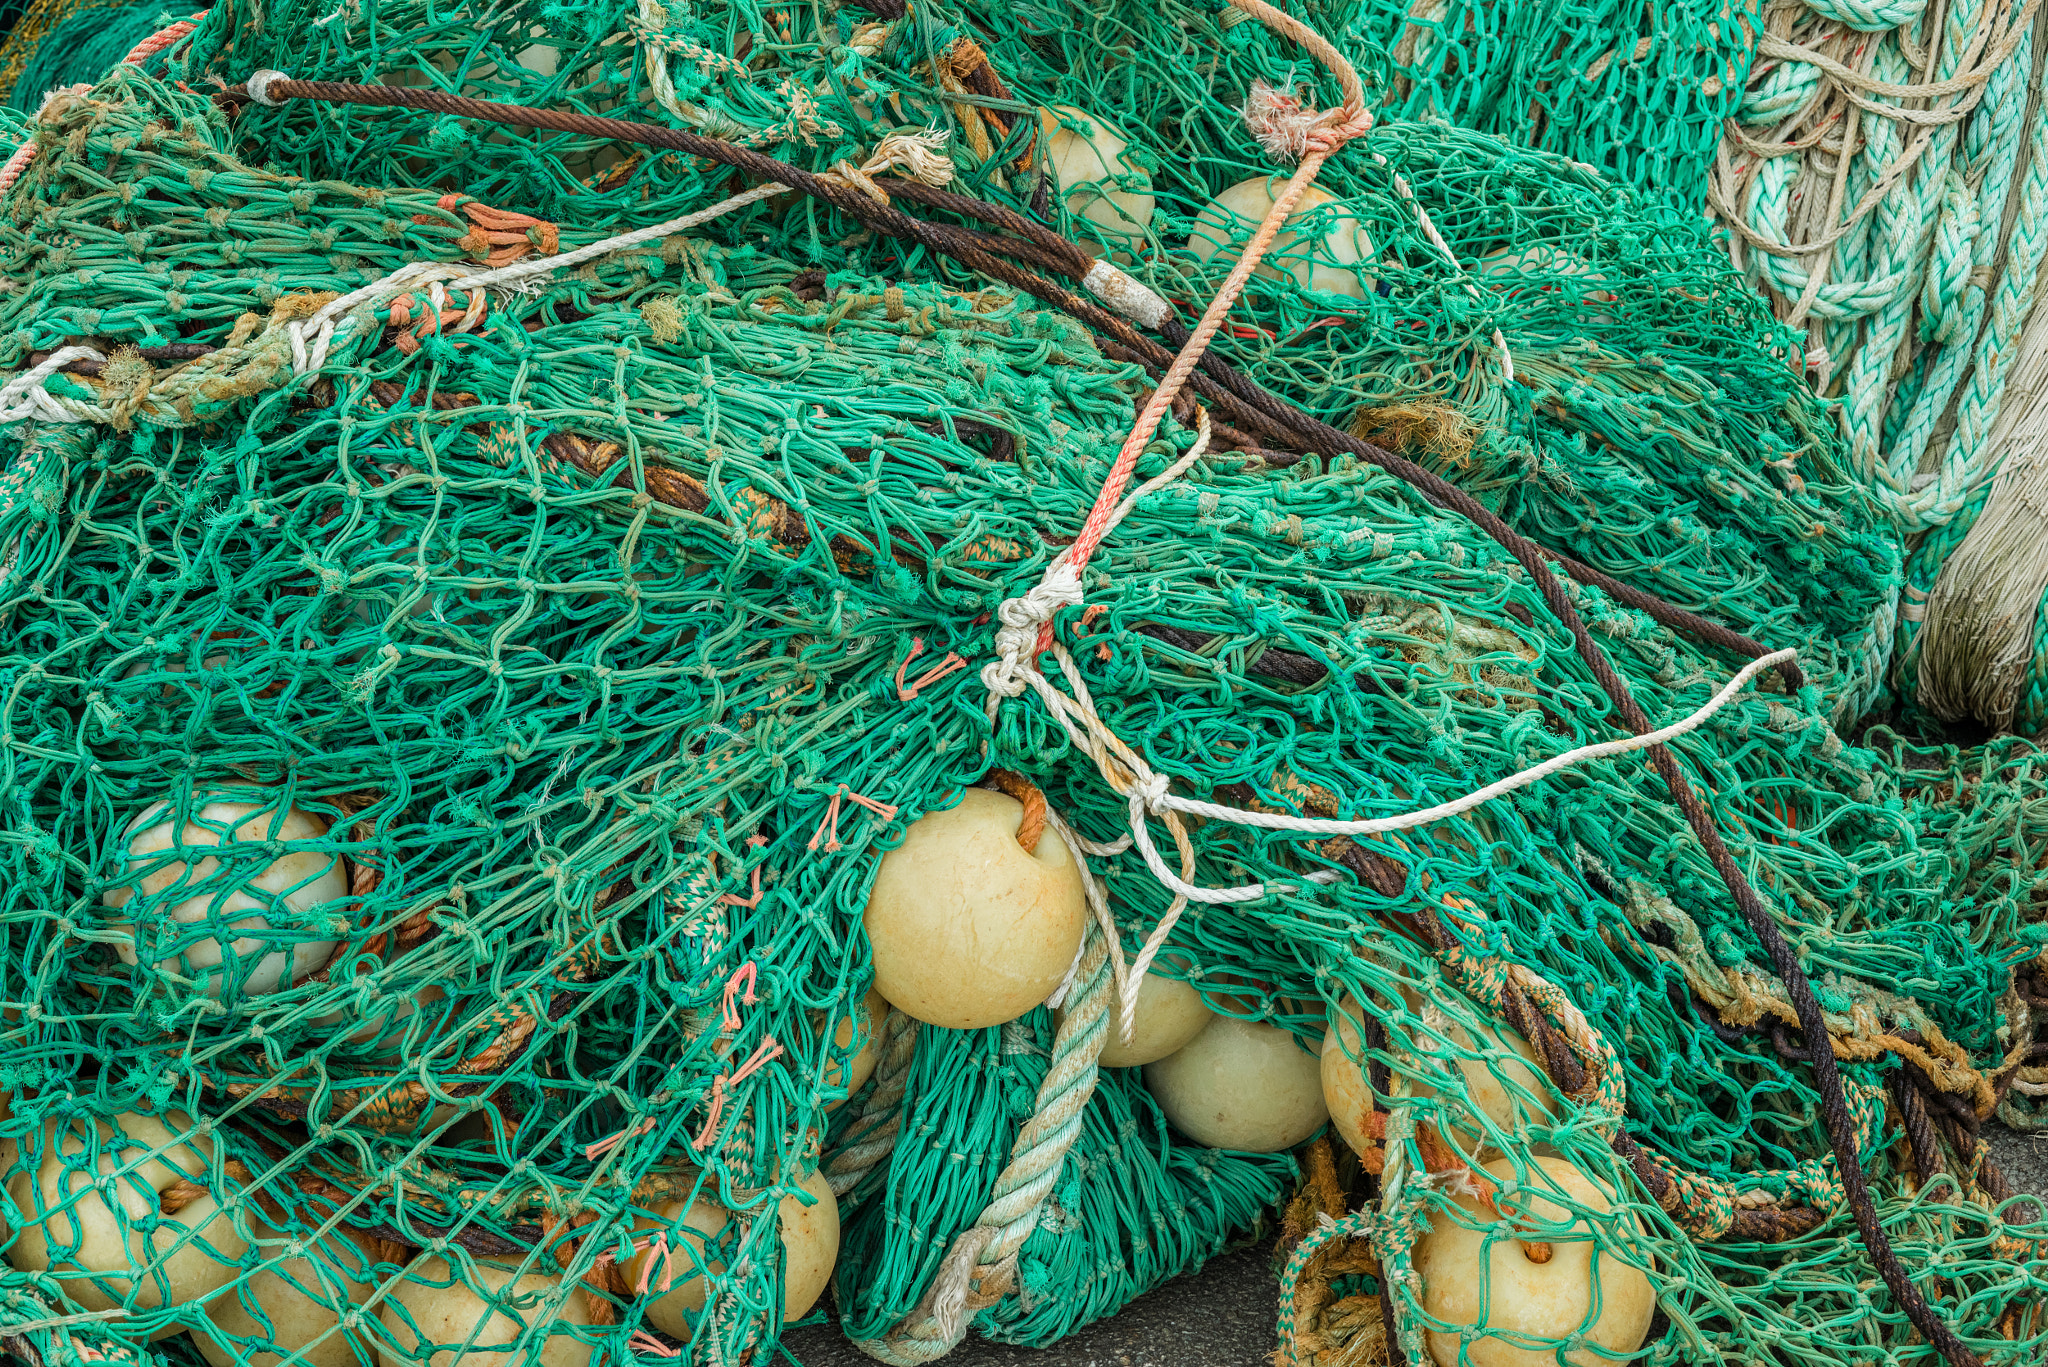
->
[194,1226,377,1367]
[1041,104,1154,250]
[1415,1156,1655,1367]
[779,1169,840,1321]
[864,788,1086,1030]
[823,984,889,1107]
[1322,997,1555,1161]
[1091,971,1215,1068]
[621,1197,731,1341]
[1188,179,1373,299]
[379,1258,593,1367]
[621,1168,841,1338]
[4,1110,248,1339]
[1144,1016,1328,1151]
[104,795,348,998]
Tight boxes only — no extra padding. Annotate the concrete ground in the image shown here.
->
[780,1124,2048,1367]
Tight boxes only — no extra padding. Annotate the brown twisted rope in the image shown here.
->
[982,769,1048,853]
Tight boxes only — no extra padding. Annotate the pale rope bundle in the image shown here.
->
[1912,255,2048,724]
[1711,0,2048,537]
[1913,339,2048,725]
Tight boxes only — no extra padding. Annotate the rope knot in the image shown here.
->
[1305,104,1373,155]
[1241,80,1372,162]
[986,560,1083,697]
[1131,772,1171,812]
[822,128,957,205]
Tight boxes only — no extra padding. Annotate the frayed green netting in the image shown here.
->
[0,17,2040,1367]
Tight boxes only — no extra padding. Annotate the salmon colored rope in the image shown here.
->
[1044,0,1371,652]
[119,13,206,66]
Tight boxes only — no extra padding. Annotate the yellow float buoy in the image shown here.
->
[103,793,349,999]
[1187,178,1373,300]
[822,984,889,1108]
[620,1168,840,1339]
[1321,995,1555,1161]
[1078,970,1214,1068]
[1144,1016,1328,1151]
[863,788,1087,1031]
[1414,1155,1656,1367]
[378,1258,594,1367]
[4,1110,249,1339]
[1040,104,1154,252]
[193,1225,378,1367]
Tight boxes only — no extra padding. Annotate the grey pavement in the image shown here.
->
[780,1244,1278,1367]
[778,1123,2048,1367]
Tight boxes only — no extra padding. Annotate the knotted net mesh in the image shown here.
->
[0,5,2040,1367]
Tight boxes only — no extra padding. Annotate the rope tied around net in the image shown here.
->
[1042,0,1371,636]
[849,913,1113,1365]
[173,68,1807,683]
[0,11,207,196]
[0,89,958,428]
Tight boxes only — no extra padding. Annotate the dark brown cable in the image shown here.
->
[230,77,1792,685]
[233,79,1976,1363]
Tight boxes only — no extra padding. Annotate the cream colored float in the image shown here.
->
[821,985,889,1108]
[379,1258,594,1367]
[1071,970,1214,1068]
[1188,178,1374,299]
[103,792,349,999]
[863,788,1086,1031]
[620,1169,841,1339]
[4,1110,249,1339]
[1040,104,1154,254]
[1144,1016,1327,1151]
[1414,1155,1655,1367]
[1321,995,1555,1161]
[193,1226,378,1367]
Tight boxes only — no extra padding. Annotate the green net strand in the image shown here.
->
[0,43,2045,1367]
[4,1,164,111]
[1343,0,1763,213]
[87,0,1905,729]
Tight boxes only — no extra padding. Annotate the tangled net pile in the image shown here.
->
[0,2,2042,1366]
[1332,0,2048,736]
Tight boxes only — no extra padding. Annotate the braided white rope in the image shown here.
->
[994,619,1797,910]
[0,348,106,423]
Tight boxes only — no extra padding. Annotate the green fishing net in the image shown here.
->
[0,9,2038,1367]
[124,0,1907,724]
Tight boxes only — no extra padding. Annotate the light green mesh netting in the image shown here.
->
[0,12,2039,1367]
[121,0,1907,723]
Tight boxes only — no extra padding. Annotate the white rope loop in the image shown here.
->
[1003,632,1798,913]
